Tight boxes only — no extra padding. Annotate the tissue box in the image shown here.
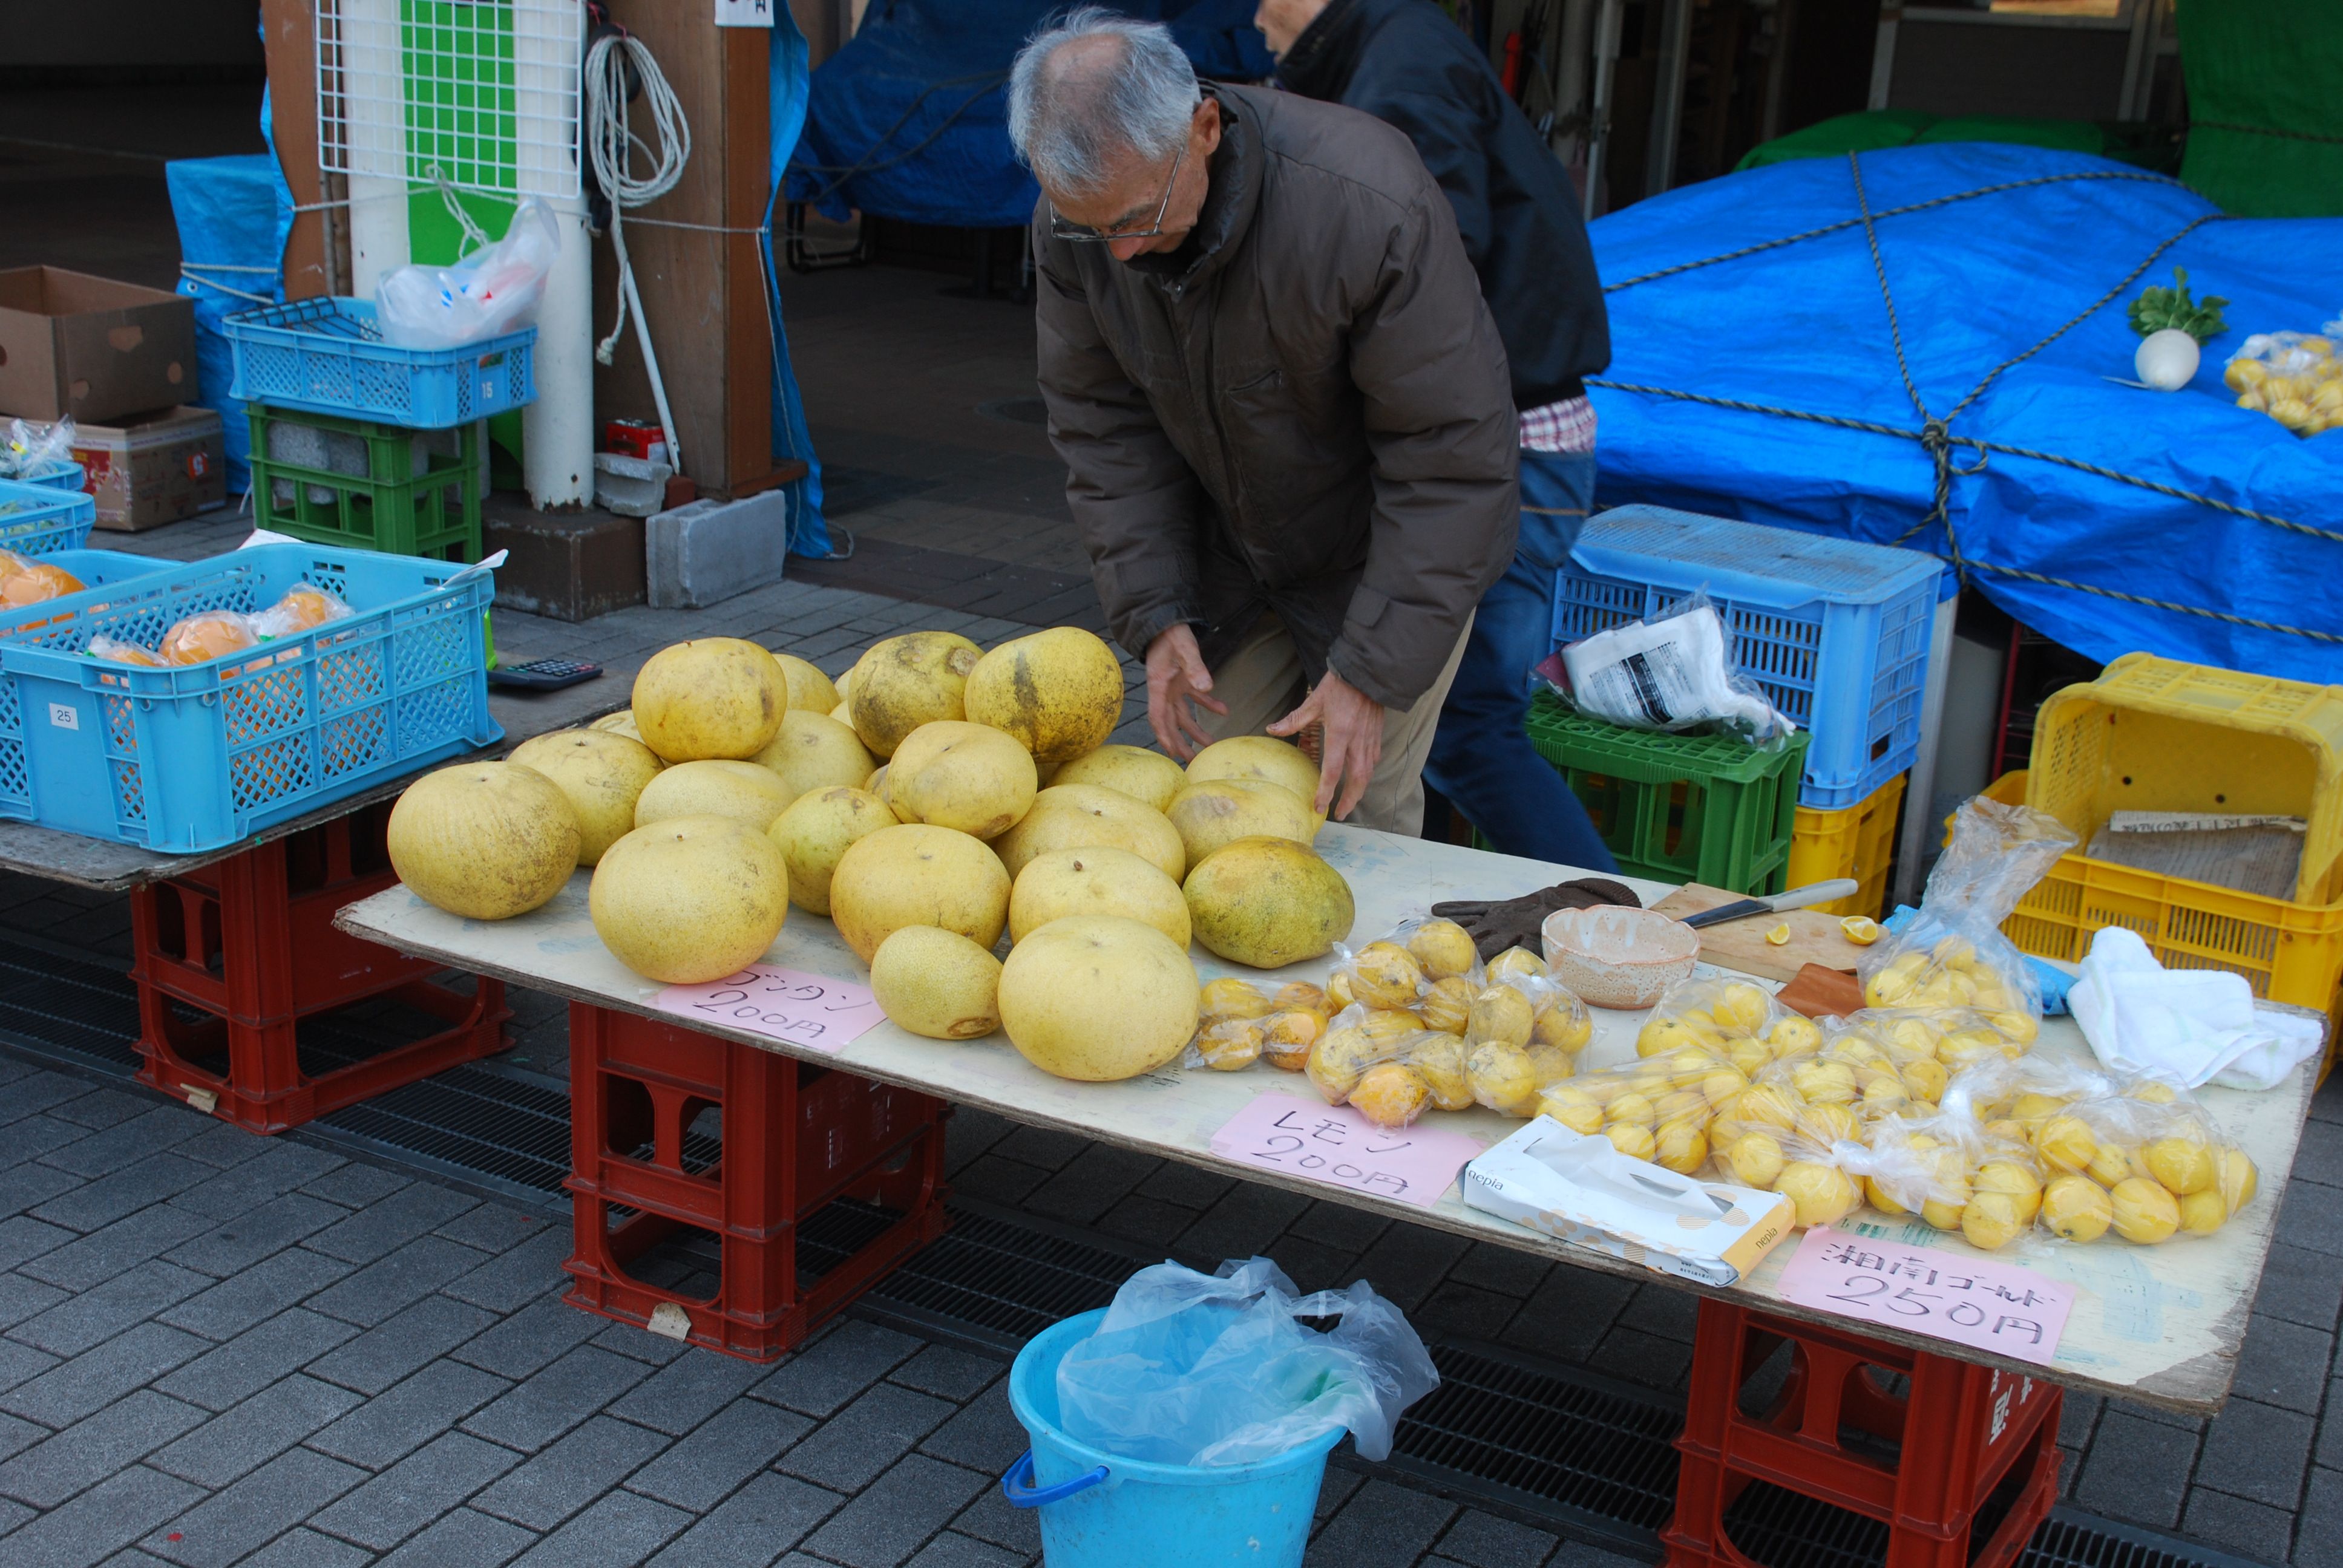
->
[1462,1118,1794,1287]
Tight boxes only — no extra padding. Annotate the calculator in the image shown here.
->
[486,658,604,691]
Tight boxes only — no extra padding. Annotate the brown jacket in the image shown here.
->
[1032,83,1518,711]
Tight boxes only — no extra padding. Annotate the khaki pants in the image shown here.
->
[1201,614,1473,837]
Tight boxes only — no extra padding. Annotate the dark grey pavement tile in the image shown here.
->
[161,1195,346,1279]
[38,1108,206,1180]
[19,1205,214,1293]
[166,1145,346,1225]
[2231,1313,2333,1416]
[312,1430,525,1549]
[508,1488,692,1567]
[1547,1541,1648,1568]
[1435,1509,1558,1568]
[1589,1327,1691,1393]
[473,1414,670,1530]
[2297,1468,2343,1568]
[0,1269,71,1330]
[453,1294,610,1380]
[308,1294,499,1397]
[1414,1280,1523,1343]
[751,1321,922,1418]
[1016,1145,1158,1227]
[0,1070,103,1127]
[0,1163,85,1223]
[158,1247,353,1342]
[31,1156,212,1233]
[589,1322,694,1368]
[0,1323,209,1428]
[1169,1182,1314,1270]
[45,1088,157,1131]
[305,1235,494,1328]
[626,1399,813,1514]
[6,1116,102,1167]
[1288,1198,1392,1253]
[2193,1396,2315,1510]
[0,1215,79,1273]
[2074,1408,2200,1529]
[307,1358,513,1469]
[800,1455,990,1568]
[376,1508,538,1568]
[0,1464,204,1568]
[152,1308,356,1413]
[306,1183,481,1266]
[10,1261,211,1357]
[298,1163,412,1211]
[647,1472,844,1568]
[889,1346,1004,1404]
[917,1383,1026,1476]
[2179,1485,2295,1564]
[779,1382,955,1492]
[1442,1245,1550,1302]
[165,1121,286,1171]
[235,1527,374,1567]
[442,1230,573,1315]
[948,1486,1039,1557]
[0,1338,59,1397]
[148,1375,363,1488]
[1096,1194,1199,1249]
[0,1390,209,1508]
[434,1203,553,1258]
[0,1408,41,1464]
[140,1446,367,1568]
[605,1344,770,1437]
[461,1347,655,1454]
[1305,1478,1460,1568]
[905,1534,1024,1568]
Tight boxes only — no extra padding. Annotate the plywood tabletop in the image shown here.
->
[335,823,2312,1416]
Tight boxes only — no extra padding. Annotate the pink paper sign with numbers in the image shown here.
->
[654,964,887,1056]
[1210,1093,1486,1209]
[1777,1227,2074,1365]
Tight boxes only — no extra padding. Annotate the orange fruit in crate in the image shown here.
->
[94,641,165,667]
[266,585,343,632]
[0,561,84,607]
[161,613,260,667]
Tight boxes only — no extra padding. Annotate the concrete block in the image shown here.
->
[482,495,647,622]
[647,490,793,610]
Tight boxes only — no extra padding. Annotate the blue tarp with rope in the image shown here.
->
[1586,143,2343,685]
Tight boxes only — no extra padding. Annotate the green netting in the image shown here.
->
[2177,0,2343,218]
[399,1,521,194]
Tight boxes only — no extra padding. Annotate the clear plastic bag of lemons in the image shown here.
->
[1187,976,1334,1074]
[1634,975,1820,1079]
[1527,1044,1742,1174]
[1302,1003,1482,1129]
[2019,1086,2258,1243]
[1860,1110,2046,1252]
[1936,1051,2123,1145]
[2226,330,2343,436]
[1324,916,1483,1016]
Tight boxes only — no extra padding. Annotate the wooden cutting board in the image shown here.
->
[1648,883,1870,982]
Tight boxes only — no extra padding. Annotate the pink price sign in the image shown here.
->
[1777,1227,2074,1366]
[653,964,887,1056]
[1210,1093,1486,1209]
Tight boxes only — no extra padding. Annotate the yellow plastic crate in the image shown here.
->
[1789,773,1906,919]
[2026,652,2343,906]
[1975,772,2343,1044]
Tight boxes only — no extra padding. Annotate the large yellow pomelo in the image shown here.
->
[590,815,788,984]
[829,823,1011,963]
[752,710,877,805]
[632,639,788,762]
[871,926,1002,1039]
[635,759,796,834]
[589,710,652,749]
[389,762,581,919]
[849,632,982,758]
[1183,836,1355,968]
[963,627,1124,766]
[772,653,839,717]
[989,783,1185,881]
[1009,846,1191,948]
[1165,777,1316,866]
[1050,744,1185,812]
[507,728,662,865]
[769,785,898,914]
[998,916,1200,1081]
[883,720,1038,838]
[1187,736,1325,824]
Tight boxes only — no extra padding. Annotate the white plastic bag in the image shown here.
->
[1054,1258,1438,1466]
[2068,927,2324,1091]
[1553,593,1792,741]
[375,198,563,350]
[2,417,76,482]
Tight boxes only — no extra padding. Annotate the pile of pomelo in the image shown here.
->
[387,626,1355,1082]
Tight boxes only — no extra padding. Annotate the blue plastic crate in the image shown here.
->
[0,479,96,557]
[0,544,501,852]
[223,297,535,430]
[39,549,179,593]
[24,462,84,494]
[1553,506,1951,811]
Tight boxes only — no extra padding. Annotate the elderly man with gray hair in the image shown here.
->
[1008,7,1517,833]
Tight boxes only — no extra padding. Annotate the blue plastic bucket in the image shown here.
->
[1003,1308,1342,1568]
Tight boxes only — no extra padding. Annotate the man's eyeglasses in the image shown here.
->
[1049,141,1187,244]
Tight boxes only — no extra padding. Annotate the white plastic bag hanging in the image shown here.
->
[1552,593,1793,742]
[1054,1258,1439,1466]
[375,198,563,350]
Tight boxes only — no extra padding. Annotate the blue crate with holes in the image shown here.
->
[0,544,500,852]
[0,477,96,557]
[24,462,84,495]
[1552,506,1953,811]
[222,297,535,430]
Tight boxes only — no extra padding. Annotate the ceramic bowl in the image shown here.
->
[1541,904,1700,1010]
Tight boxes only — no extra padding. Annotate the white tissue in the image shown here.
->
[2068,927,2324,1091]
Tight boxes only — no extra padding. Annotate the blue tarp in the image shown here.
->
[765,9,831,557]
[785,0,1272,230]
[166,136,292,494]
[1587,143,2343,685]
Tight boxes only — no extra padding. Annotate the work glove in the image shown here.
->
[1429,878,1642,962]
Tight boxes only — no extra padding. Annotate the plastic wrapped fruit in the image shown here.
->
[252,584,353,638]
[1467,1040,1539,1114]
[0,551,82,607]
[1260,1008,1325,1072]
[1349,1061,1431,1129]
[159,612,260,667]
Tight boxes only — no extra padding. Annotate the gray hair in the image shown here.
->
[1007,7,1200,197]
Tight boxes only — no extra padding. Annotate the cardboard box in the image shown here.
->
[71,407,227,532]
[0,267,199,424]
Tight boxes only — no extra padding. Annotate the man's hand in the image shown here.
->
[1145,624,1227,761]
[1269,669,1383,821]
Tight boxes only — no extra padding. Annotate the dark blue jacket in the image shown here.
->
[1277,0,1610,408]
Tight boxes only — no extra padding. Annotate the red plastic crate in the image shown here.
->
[131,800,509,1134]
[564,1004,950,1361]
[1666,1301,2062,1568]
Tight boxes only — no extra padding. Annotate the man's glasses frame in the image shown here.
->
[1049,140,1188,244]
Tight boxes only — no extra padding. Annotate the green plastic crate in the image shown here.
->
[1518,693,1810,895]
[246,405,483,563]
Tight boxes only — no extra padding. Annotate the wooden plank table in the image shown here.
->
[335,823,2314,1418]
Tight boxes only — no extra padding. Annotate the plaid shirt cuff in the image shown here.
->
[1519,395,1598,454]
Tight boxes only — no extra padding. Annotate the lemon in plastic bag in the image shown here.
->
[2041,1174,2112,1242]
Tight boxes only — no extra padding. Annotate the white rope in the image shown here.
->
[586,28,691,474]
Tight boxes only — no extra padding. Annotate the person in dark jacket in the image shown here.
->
[1008,9,1518,832]
[1262,0,1618,871]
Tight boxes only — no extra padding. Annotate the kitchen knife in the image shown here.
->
[1679,880,1862,930]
